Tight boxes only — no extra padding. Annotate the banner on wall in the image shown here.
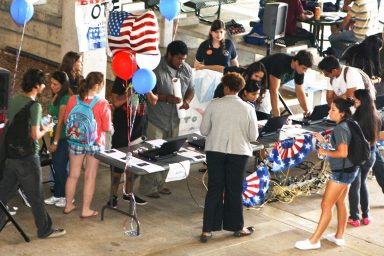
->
[178,69,223,136]
[75,0,109,52]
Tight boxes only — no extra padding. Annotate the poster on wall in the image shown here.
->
[75,0,108,52]
[178,69,223,136]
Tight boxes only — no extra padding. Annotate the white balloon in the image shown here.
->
[135,53,161,70]
[28,0,42,4]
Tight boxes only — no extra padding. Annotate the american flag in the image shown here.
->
[242,164,270,207]
[108,10,160,56]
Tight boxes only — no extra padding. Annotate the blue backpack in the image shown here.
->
[66,96,99,147]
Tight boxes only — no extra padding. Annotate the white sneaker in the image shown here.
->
[44,196,61,205]
[54,198,66,208]
[295,239,321,250]
[325,233,345,246]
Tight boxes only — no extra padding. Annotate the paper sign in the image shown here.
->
[165,160,190,182]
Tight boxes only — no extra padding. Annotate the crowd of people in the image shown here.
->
[0,9,383,252]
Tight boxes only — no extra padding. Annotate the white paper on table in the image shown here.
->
[177,147,206,161]
[146,139,166,147]
[165,160,190,182]
[130,156,165,173]
[279,125,311,140]
[172,78,186,119]
[100,149,127,159]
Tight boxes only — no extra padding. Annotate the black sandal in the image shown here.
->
[233,226,255,237]
[200,233,212,243]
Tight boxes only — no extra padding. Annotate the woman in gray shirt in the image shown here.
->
[199,73,258,243]
[295,98,358,250]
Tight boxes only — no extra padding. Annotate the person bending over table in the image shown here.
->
[199,72,258,243]
[140,40,195,198]
[194,19,239,73]
[259,50,314,117]
[317,56,365,105]
[107,76,158,207]
[295,97,357,250]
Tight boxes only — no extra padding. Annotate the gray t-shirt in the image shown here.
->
[147,57,194,132]
[329,121,354,170]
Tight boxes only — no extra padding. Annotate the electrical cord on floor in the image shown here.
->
[176,162,205,209]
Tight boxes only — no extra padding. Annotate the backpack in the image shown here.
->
[331,66,376,97]
[66,96,99,147]
[338,119,371,168]
[5,101,36,159]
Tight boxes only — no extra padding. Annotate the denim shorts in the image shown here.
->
[330,169,358,185]
[68,144,103,156]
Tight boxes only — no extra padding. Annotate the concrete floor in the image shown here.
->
[1,155,384,256]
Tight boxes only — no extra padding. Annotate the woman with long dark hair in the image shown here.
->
[348,89,381,226]
[59,51,83,94]
[295,98,358,250]
[194,19,239,73]
[44,71,71,208]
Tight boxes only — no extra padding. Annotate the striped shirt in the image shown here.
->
[349,0,378,40]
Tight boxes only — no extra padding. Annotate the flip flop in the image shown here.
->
[80,210,99,219]
[63,206,77,215]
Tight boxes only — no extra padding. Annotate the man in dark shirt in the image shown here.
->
[260,50,314,117]
[279,0,314,47]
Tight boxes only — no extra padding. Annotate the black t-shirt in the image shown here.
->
[259,53,304,86]
[111,77,147,148]
[195,39,237,67]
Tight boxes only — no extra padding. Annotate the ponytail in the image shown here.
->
[78,71,104,100]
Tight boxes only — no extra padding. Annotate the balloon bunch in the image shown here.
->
[111,51,160,94]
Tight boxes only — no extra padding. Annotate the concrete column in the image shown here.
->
[61,0,107,98]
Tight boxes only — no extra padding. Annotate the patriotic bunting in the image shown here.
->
[267,133,313,172]
[242,164,270,207]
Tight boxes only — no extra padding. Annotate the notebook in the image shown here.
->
[375,94,384,111]
[188,138,206,149]
[258,115,289,137]
[291,104,330,125]
[138,137,187,161]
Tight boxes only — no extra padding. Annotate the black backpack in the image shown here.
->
[5,101,36,159]
[343,119,371,167]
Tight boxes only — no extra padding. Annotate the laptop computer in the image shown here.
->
[375,94,384,111]
[188,138,205,149]
[258,115,289,137]
[138,137,187,160]
[292,104,330,125]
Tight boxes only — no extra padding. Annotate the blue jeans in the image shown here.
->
[348,147,376,220]
[0,155,54,238]
[372,146,384,193]
[52,139,69,198]
[329,30,359,57]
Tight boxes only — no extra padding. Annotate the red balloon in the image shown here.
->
[111,51,138,80]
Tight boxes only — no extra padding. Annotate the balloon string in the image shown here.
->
[172,2,181,41]
[12,23,27,94]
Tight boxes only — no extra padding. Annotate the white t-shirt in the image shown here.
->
[327,66,365,96]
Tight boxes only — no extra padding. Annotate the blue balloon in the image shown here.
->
[159,0,180,20]
[132,69,157,94]
[10,0,34,26]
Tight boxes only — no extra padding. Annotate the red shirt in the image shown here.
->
[280,0,304,36]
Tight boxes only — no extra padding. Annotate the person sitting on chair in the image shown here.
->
[278,0,315,47]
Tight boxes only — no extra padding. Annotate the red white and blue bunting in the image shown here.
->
[242,164,270,207]
[267,133,313,172]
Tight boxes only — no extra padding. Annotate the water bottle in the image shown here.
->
[125,152,133,168]
[41,114,52,126]
[318,143,327,160]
